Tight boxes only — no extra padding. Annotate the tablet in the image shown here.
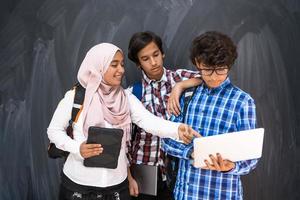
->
[130,164,158,196]
[193,128,264,168]
[84,126,123,169]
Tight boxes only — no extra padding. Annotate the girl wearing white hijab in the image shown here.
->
[48,43,198,200]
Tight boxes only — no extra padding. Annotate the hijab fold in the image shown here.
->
[77,43,131,141]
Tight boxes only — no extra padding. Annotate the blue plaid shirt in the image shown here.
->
[162,78,258,200]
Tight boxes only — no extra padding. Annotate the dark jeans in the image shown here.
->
[59,173,130,200]
[132,168,174,200]
[59,185,130,200]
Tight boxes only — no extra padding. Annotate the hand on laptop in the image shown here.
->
[201,153,235,172]
[80,141,103,158]
[178,124,202,144]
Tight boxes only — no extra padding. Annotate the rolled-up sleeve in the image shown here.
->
[226,96,258,175]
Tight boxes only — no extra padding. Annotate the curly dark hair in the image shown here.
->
[128,31,164,65]
[190,31,237,68]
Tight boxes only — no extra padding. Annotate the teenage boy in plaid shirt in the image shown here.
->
[126,31,201,200]
[162,31,259,200]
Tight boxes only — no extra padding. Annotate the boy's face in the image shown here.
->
[195,61,229,88]
[137,41,164,81]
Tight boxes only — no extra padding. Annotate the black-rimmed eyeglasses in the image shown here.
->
[198,67,229,76]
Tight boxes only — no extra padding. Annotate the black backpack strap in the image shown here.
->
[71,84,85,121]
[67,83,85,139]
[48,83,85,159]
[182,86,197,122]
[165,86,197,190]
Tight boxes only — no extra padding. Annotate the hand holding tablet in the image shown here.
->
[83,126,124,169]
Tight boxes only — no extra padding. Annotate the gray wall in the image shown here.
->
[0,0,299,199]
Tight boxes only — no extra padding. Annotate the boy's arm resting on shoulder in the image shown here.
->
[167,77,202,116]
[47,90,82,155]
[226,97,258,175]
[175,68,201,80]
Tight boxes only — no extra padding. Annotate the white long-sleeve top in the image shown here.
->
[47,89,180,187]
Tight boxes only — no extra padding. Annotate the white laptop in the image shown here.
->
[193,128,264,168]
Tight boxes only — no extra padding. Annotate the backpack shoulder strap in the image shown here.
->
[67,83,85,138]
[182,86,197,122]
[71,83,85,123]
[132,82,143,101]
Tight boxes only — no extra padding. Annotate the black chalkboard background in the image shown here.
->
[0,0,299,199]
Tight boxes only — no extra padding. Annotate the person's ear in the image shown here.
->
[195,59,201,68]
[162,54,165,59]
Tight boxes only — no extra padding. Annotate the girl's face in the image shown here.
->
[103,51,125,87]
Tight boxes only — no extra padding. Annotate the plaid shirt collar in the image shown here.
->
[142,67,168,85]
[202,77,231,94]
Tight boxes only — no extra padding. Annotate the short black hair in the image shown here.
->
[190,31,237,68]
[128,31,164,65]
